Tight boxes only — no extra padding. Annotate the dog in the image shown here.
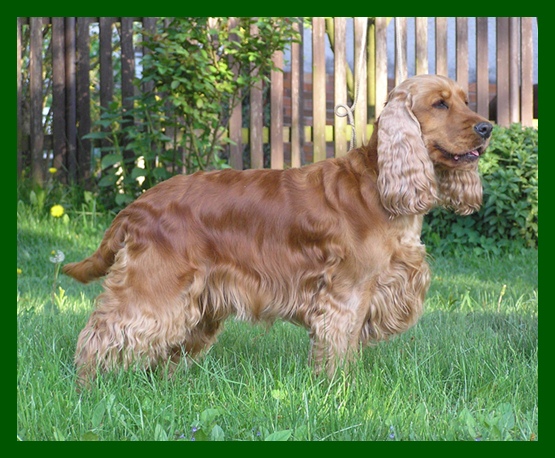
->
[64,74,492,385]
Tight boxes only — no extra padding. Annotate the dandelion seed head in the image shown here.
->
[49,250,65,264]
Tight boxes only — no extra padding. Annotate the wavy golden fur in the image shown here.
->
[64,75,492,386]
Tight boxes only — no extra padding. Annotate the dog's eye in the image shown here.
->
[433,100,449,110]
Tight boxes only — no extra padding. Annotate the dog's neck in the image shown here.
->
[347,123,379,175]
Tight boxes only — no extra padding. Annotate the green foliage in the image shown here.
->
[423,124,538,255]
[455,404,519,441]
[88,17,301,210]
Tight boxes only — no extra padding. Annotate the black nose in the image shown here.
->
[474,122,493,139]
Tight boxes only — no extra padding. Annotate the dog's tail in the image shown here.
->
[63,212,127,284]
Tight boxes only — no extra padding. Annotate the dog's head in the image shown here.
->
[377,74,492,216]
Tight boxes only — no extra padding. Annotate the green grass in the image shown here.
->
[17,201,538,441]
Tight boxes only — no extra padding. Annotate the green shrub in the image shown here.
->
[423,124,538,255]
[87,17,302,210]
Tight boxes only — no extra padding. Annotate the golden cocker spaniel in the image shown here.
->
[64,74,492,385]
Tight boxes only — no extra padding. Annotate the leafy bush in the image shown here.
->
[88,17,302,210]
[423,124,538,255]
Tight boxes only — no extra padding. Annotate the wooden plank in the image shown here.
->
[229,101,243,169]
[290,17,303,167]
[496,17,510,126]
[354,17,368,147]
[334,17,347,157]
[249,24,263,169]
[99,17,115,108]
[415,17,428,75]
[17,17,23,177]
[367,18,376,120]
[435,17,448,76]
[99,18,115,156]
[121,18,135,170]
[140,17,158,173]
[375,17,388,118]
[121,18,135,119]
[270,51,284,169]
[394,17,407,85]
[326,17,354,101]
[141,18,157,95]
[228,17,243,170]
[456,17,468,93]
[249,79,264,169]
[520,17,534,125]
[476,17,489,119]
[30,17,45,185]
[312,17,326,162]
[77,17,92,180]
[51,18,66,177]
[509,17,520,124]
[65,17,78,181]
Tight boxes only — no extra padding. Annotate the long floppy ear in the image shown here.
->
[377,90,438,216]
[436,168,483,215]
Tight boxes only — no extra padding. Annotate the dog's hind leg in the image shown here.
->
[74,290,193,386]
[74,248,198,387]
[166,317,224,375]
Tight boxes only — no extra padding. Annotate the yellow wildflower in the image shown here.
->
[50,204,65,218]
[49,167,57,174]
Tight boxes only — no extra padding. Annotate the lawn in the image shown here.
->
[17,202,538,441]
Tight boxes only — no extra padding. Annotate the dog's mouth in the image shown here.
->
[434,143,485,164]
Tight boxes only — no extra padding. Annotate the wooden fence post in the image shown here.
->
[30,17,45,186]
[77,17,92,181]
[312,17,326,162]
[520,17,534,126]
[435,17,448,77]
[375,17,388,118]
[476,17,489,119]
[367,18,376,122]
[333,17,347,157]
[456,17,469,93]
[141,17,156,95]
[228,17,243,170]
[415,17,428,75]
[354,17,368,147]
[496,17,510,127]
[99,18,115,159]
[509,17,521,124]
[65,17,78,182]
[290,17,304,167]
[394,17,407,86]
[17,18,23,178]
[249,24,264,169]
[270,51,284,169]
[121,17,135,174]
[52,17,66,180]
